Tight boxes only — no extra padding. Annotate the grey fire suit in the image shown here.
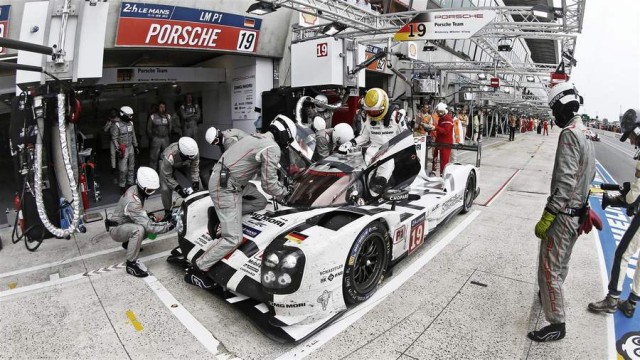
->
[196,133,286,271]
[607,160,640,299]
[354,118,402,181]
[109,186,173,261]
[313,129,332,161]
[159,143,200,210]
[180,103,201,139]
[103,119,117,169]
[221,128,248,151]
[147,113,172,170]
[308,108,333,128]
[538,115,595,324]
[111,119,138,187]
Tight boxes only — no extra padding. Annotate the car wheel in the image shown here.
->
[461,171,476,214]
[343,221,390,305]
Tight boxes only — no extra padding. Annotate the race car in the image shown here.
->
[585,129,601,141]
[169,130,480,342]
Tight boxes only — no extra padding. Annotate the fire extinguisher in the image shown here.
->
[79,173,89,210]
[14,193,24,232]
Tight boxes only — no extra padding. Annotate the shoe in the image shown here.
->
[618,299,636,318]
[126,260,149,278]
[527,323,566,342]
[588,294,618,314]
[121,241,143,252]
[184,265,214,290]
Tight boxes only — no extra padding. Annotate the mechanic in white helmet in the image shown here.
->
[205,126,248,154]
[185,116,295,290]
[344,88,402,193]
[529,82,595,342]
[312,116,332,161]
[158,137,200,221]
[309,94,334,128]
[108,167,175,277]
[111,106,139,194]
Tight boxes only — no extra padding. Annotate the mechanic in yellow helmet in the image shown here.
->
[346,88,402,192]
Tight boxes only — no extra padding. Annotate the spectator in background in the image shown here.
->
[508,114,517,141]
[414,103,432,136]
[458,108,469,141]
[472,112,480,144]
[543,119,549,135]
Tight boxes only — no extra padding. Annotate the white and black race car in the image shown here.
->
[169,130,480,342]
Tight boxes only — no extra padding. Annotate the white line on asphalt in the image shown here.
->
[592,230,617,360]
[276,210,481,360]
[143,276,240,360]
[599,137,635,157]
[0,250,171,299]
[0,233,176,279]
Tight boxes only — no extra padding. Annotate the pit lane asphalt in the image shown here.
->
[0,131,609,360]
[592,130,635,183]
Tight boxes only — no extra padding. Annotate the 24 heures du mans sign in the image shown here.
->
[116,2,262,53]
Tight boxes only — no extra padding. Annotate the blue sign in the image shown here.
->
[0,5,10,22]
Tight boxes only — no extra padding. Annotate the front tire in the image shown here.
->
[461,171,476,214]
[343,221,390,305]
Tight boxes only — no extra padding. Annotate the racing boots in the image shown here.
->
[126,260,149,278]
[184,265,215,291]
[588,294,619,314]
[527,322,565,342]
[618,298,637,318]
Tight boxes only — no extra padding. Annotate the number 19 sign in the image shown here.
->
[394,10,495,41]
[0,5,10,55]
[116,2,261,53]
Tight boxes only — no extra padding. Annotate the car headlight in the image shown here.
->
[261,247,305,294]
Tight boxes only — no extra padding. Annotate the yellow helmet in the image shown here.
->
[362,88,389,121]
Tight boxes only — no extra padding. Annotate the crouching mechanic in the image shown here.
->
[184,116,296,289]
[588,108,640,318]
[205,126,248,153]
[341,88,401,193]
[109,167,175,277]
[159,137,200,221]
[529,82,595,342]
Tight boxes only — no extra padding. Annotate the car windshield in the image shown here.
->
[287,168,356,207]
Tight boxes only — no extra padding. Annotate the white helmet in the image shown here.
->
[312,116,326,132]
[436,102,448,114]
[333,123,354,145]
[120,106,134,120]
[136,166,160,195]
[205,127,220,145]
[315,94,328,112]
[269,115,297,149]
[178,137,199,159]
[548,82,582,108]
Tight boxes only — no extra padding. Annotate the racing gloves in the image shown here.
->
[192,182,200,192]
[175,185,187,198]
[534,210,556,240]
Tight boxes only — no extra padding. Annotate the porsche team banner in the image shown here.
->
[0,5,10,55]
[116,2,262,53]
[394,10,495,41]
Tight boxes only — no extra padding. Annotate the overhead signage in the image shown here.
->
[0,5,10,55]
[365,45,386,72]
[394,10,495,41]
[116,2,262,53]
[96,67,225,84]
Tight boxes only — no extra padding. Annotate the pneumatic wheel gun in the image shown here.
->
[601,182,637,216]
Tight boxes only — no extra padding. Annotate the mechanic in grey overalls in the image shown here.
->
[108,167,175,277]
[180,94,200,139]
[111,106,139,194]
[103,108,119,173]
[205,126,248,154]
[147,101,172,170]
[529,82,595,342]
[159,137,200,221]
[184,116,295,289]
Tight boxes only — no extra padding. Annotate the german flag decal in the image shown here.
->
[285,232,308,244]
[394,11,496,41]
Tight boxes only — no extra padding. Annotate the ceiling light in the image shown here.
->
[498,38,513,52]
[531,5,552,19]
[246,1,279,15]
[322,22,347,36]
[526,76,535,82]
[478,73,487,80]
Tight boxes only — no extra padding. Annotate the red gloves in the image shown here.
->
[578,209,603,235]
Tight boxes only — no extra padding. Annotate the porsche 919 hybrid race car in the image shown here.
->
[169,130,480,342]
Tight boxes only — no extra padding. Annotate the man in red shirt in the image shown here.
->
[432,102,454,176]
[543,119,549,135]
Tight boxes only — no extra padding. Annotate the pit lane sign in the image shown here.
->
[0,5,10,55]
[116,2,262,53]
[365,45,386,72]
[394,10,495,41]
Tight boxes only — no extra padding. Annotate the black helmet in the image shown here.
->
[620,109,640,142]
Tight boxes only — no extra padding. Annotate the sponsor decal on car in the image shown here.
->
[442,194,463,213]
[319,264,343,275]
[408,213,426,255]
[317,290,332,311]
[269,301,306,308]
[320,271,343,283]
[195,233,213,247]
[242,225,262,238]
[250,212,286,227]
[285,232,308,244]
[394,225,407,244]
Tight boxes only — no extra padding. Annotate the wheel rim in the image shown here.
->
[353,234,384,293]
[464,176,474,209]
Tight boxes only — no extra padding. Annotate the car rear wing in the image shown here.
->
[414,135,482,168]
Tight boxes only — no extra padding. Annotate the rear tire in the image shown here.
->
[461,171,476,214]
[343,221,390,305]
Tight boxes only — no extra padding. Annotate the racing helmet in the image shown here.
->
[136,166,160,195]
[315,94,328,112]
[620,109,640,142]
[178,137,199,159]
[548,82,582,128]
[205,126,220,145]
[269,115,297,150]
[312,116,326,132]
[435,102,448,115]
[362,88,389,121]
[120,106,134,121]
[333,123,354,145]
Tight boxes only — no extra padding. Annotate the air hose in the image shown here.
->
[33,92,80,238]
